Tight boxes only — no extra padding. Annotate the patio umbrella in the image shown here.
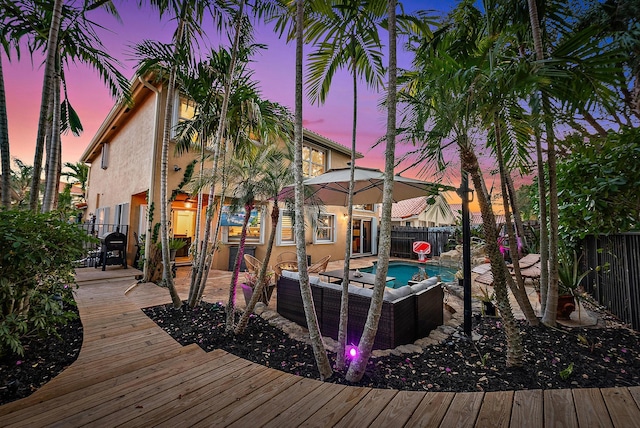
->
[282,166,452,206]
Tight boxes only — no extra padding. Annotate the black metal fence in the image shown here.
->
[390,226,454,259]
[74,223,129,268]
[582,233,640,330]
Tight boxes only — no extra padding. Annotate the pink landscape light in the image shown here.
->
[346,345,358,359]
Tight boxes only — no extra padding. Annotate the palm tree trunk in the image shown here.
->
[225,202,253,332]
[159,9,186,309]
[505,172,527,251]
[345,0,396,383]
[336,49,359,370]
[295,0,332,381]
[235,203,280,335]
[30,0,63,211]
[527,0,559,326]
[189,0,245,306]
[534,128,549,312]
[0,53,11,209]
[42,64,62,213]
[495,119,539,325]
[461,145,524,367]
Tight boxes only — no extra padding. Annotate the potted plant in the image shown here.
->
[474,286,496,316]
[557,250,591,320]
[167,238,187,261]
[241,271,275,306]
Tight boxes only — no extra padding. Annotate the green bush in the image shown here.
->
[0,210,95,356]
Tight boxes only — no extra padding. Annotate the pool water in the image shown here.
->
[361,261,456,288]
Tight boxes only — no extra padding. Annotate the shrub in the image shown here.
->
[0,210,95,356]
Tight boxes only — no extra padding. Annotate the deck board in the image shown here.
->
[601,387,640,428]
[405,391,455,427]
[476,390,513,428]
[544,389,578,428]
[439,391,484,427]
[572,388,613,428]
[511,389,543,428]
[0,269,633,427]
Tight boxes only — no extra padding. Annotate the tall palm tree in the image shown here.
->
[396,1,526,366]
[345,0,396,382]
[0,51,10,209]
[137,0,228,308]
[292,0,333,381]
[235,144,293,335]
[303,0,385,369]
[187,1,256,307]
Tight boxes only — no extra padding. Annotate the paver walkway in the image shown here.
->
[1,267,639,427]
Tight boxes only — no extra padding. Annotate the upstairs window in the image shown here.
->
[302,144,326,177]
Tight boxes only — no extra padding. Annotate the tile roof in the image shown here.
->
[391,196,427,219]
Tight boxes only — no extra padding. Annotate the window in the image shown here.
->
[302,144,326,177]
[173,96,197,139]
[95,206,110,224]
[100,143,109,169]
[354,204,374,211]
[278,211,296,245]
[114,203,130,226]
[315,213,335,243]
[221,206,263,244]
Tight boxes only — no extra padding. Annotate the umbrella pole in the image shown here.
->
[459,170,473,336]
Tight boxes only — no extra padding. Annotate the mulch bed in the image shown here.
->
[0,304,83,406]
[141,301,640,392]
[2,298,639,407]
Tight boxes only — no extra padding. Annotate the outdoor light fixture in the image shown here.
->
[184,202,192,208]
[346,345,358,359]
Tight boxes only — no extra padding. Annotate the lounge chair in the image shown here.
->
[276,251,297,263]
[243,254,262,274]
[307,255,331,274]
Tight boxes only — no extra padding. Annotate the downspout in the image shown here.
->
[139,76,162,281]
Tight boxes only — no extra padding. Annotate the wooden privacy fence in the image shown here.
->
[390,226,453,259]
[582,233,640,330]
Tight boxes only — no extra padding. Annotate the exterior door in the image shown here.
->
[351,218,372,255]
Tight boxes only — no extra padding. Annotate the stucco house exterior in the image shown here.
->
[391,195,456,227]
[79,75,379,271]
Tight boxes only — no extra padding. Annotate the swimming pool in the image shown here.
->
[361,261,456,288]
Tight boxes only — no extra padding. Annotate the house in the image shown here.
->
[79,75,379,271]
[391,195,456,227]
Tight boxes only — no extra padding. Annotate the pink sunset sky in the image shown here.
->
[4,0,515,199]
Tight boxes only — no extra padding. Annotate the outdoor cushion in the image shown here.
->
[383,285,413,302]
[411,277,439,293]
[351,286,374,298]
[281,270,300,280]
[317,279,342,291]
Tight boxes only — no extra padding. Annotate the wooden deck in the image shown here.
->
[1,269,640,427]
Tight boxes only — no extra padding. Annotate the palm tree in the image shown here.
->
[9,158,33,208]
[344,0,396,382]
[395,1,526,366]
[137,0,229,308]
[303,0,386,369]
[186,1,257,308]
[61,161,88,202]
[292,0,333,381]
[28,0,63,212]
[0,51,10,209]
[235,144,293,335]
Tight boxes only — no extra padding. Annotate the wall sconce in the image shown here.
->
[184,202,192,208]
[174,165,182,172]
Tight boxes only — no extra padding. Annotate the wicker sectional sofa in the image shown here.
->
[276,271,444,350]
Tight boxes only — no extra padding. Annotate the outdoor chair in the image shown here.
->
[274,260,299,282]
[307,255,331,274]
[277,251,297,264]
[243,254,262,274]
